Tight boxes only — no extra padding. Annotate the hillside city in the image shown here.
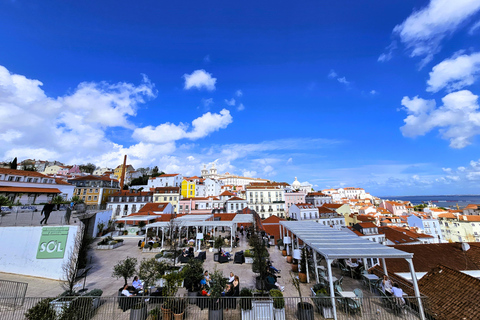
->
[1,158,479,320]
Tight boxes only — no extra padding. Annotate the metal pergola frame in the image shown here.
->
[279,221,425,320]
[144,214,254,252]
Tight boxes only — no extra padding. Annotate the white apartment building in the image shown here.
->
[438,213,480,243]
[147,173,183,188]
[407,213,444,243]
[0,168,75,204]
[305,192,333,207]
[322,187,366,200]
[107,190,153,218]
[289,203,318,220]
[246,182,288,219]
[204,178,223,197]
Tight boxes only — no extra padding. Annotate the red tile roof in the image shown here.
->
[137,202,169,213]
[381,243,480,273]
[219,190,236,196]
[0,168,49,178]
[0,186,61,193]
[418,265,480,320]
[159,173,179,177]
[54,178,73,186]
[358,222,377,228]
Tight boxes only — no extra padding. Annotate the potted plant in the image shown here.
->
[138,221,146,235]
[291,272,314,320]
[117,222,125,235]
[298,247,307,283]
[240,288,254,320]
[213,235,223,256]
[208,269,227,320]
[160,267,184,320]
[112,257,138,286]
[130,301,147,320]
[147,307,161,320]
[85,289,103,310]
[270,289,286,320]
[182,258,204,304]
[172,298,186,320]
[276,239,284,251]
[244,250,254,264]
[25,298,56,320]
[250,230,269,292]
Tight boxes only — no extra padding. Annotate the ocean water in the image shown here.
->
[380,195,480,208]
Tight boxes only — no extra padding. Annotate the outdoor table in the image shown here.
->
[339,291,356,299]
[362,274,379,292]
[322,275,338,283]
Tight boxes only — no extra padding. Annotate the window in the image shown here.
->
[95,189,98,193]
[94,196,97,200]
[89,189,93,193]
[27,178,32,182]
[155,196,159,201]
[8,176,14,181]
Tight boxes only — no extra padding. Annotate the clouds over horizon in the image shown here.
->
[0,64,233,169]
[183,69,216,91]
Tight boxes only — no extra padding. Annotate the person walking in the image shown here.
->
[64,202,73,225]
[40,201,54,225]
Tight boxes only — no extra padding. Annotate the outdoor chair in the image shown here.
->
[195,251,206,261]
[342,297,361,315]
[218,255,229,264]
[353,288,363,307]
[340,264,350,277]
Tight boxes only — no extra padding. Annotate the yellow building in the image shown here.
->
[181,178,197,198]
[68,176,120,206]
[113,164,135,181]
[153,187,181,213]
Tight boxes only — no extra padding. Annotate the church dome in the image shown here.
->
[292,177,301,189]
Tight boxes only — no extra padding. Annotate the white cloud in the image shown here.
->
[337,77,349,85]
[243,170,257,178]
[0,65,158,165]
[187,156,195,161]
[203,55,211,63]
[458,166,466,171]
[370,90,377,95]
[328,70,338,78]
[391,0,480,65]
[427,52,480,92]
[378,41,397,62]
[287,158,293,164]
[132,109,233,143]
[237,103,245,111]
[442,167,452,173]
[400,90,480,148]
[183,69,216,91]
[225,98,235,106]
[235,90,243,97]
[469,19,480,34]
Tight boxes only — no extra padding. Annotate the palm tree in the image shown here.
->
[0,195,13,215]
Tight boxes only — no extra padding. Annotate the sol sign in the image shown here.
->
[36,227,69,259]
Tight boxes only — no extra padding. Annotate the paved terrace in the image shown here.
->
[0,226,425,319]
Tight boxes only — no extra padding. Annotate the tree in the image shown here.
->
[152,166,160,177]
[112,257,138,286]
[52,195,64,209]
[10,157,17,170]
[61,229,83,295]
[79,163,96,174]
[129,175,149,186]
[0,195,13,215]
[137,167,151,176]
[71,196,84,204]
[138,258,167,295]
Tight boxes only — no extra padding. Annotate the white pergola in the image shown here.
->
[144,214,254,252]
[116,215,158,222]
[279,221,425,320]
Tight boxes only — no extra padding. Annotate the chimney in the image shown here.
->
[119,155,127,190]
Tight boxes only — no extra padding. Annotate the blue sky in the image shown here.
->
[1,0,480,196]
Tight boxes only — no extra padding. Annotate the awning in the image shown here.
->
[0,187,62,194]
[116,216,158,222]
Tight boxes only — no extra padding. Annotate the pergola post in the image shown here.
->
[230,223,233,252]
[313,252,319,283]
[382,258,388,276]
[327,259,338,320]
[407,258,425,320]
[161,227,164,249]
[306,247,310,283]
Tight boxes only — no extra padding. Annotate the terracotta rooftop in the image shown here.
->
[137,202,169,213]
[159,173,179,177]
[0,186,61,193]
[418,265,480,320]
[381,243,480,273]
[0,168,49,178]
[219,190,236,197]
[111,190,153,197]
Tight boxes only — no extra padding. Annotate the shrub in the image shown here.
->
[239,288,253,310]
[24,298,56,320]
[85,289,103,297]
[155,252,163,259]
[270,289,285,309]
[116,239,124,243]
[153,243,159,248]
[244,249,253,257]
[110,241,118,245]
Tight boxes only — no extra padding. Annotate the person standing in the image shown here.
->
[64,202,73,225]
[40,201,54,225]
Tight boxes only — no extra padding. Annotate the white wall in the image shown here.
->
[0,226,79,280]
[92,210,113,237]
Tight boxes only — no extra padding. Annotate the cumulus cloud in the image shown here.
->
[183,69,216,91]
[328,70,349,86]
[237,103,245,111]
[400,90,480,148]
[133,109,233,143]
[225,98,235,106]
[378,41,397,62]
[427,52,480,92]
[235,90,243,97]
[389,0,480,66]
[469,19,480,34]
[370,90,377,95]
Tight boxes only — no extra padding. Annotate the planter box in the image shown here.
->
[50,297,74,317]
[253,299,273,320]
[241,309,254,320]
[244,257,253,264]
[142,247,161,253]
[130,305,147,320]
[96,242,124,250]
[273,307,286,320]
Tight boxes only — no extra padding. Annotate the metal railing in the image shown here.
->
[0,295,429,320]
[0,280,28,309]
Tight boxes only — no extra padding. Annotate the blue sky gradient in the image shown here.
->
[1,0,480,196]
